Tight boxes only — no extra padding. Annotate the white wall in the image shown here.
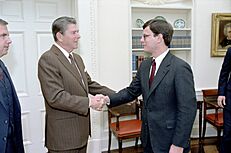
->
[97,0,132,151]
[78,0,132,152]
[191,0,231,138]
[96,0,231,96]
[97,0,131,90]
[193,0,231,91]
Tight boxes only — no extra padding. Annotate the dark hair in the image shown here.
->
[143,19,173,46]
[0,19,8,26]
[52,16,76,41]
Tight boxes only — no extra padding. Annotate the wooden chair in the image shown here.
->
[107,99,142,153]
[196,100,204,153]
[202,89,223,148]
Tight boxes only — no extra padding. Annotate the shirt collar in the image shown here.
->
[152,49,169,64]
[54,42,72,62]
[150,49,169,75]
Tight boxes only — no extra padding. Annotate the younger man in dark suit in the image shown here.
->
[0,19,24,153]
[101,19,197,153]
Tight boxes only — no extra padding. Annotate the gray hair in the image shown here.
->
[52,16,76,41]
[0,19,8,26]
[224,23,231,36]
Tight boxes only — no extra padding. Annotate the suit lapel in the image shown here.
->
[51,45,87,92]
[142,58,152,98]
[147,52,172,98]
[0,60,10,111]
[73,54,88,91]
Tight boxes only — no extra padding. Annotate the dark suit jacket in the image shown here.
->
[38,45,114,151]
[218,47,231,110]
[109,52,197,153]
[220,38,231,48]
[0,60,24,153]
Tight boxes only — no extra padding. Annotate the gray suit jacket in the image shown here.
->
[109,52,197,153]
[38,45,114,151]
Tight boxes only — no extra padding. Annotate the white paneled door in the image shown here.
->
[0,0,76,152]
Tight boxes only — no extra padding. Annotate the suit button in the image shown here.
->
[4,120,8,124]
[3,137,6,141]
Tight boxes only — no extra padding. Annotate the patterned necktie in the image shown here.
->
[149,59,156,87]
[69,54,77,69]
[69,54,85,87]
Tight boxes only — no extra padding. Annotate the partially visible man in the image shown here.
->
[0,19,24,153]
[101,19,197,153]
[38,16,114,153]
[217,47,231,153]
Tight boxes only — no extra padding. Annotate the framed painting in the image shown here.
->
[211,13,231,57]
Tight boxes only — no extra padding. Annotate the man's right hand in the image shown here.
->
[89,94,107,111]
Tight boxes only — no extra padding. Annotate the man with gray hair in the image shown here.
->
[38,16,114,153]
[0,18,24,153]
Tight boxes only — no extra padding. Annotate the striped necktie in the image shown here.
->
[69,54,85,87]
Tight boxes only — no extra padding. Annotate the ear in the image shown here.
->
[56,32,63,42]
[158,33,164,39]
[157,34,164,43]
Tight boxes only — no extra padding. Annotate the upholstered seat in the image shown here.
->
[205,112,223,126]
[110,119,141,138]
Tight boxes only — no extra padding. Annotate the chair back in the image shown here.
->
[202,89,218,109]
[201,89,223,150]
[202,89,223,126]
[108,100,141,118]
[202,89,218,97]
[107,99,142,152]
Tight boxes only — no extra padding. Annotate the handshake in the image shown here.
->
[89,94,110,111]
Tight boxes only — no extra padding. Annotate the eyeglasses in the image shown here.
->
[142,33,159,40]
[142,34,151,40]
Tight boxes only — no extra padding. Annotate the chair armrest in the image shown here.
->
[108,108,120,117]
[108,108,121,131]
[137,99,143,109]
[116,116,120,131]
[204,96,220,108]
[108,99,140,131]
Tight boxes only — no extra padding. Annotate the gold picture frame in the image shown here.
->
[211,13,231,57]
